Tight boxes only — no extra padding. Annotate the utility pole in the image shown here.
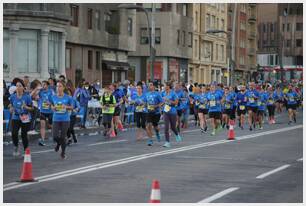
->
[230,4,237,86]
[150,3,156,82]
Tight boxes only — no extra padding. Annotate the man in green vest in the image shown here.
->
[100,86,116,137]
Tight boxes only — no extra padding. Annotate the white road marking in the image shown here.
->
[256,164,291,179]
[297,158,303,162]
[87,139,128,146]
[31,149,55,154]
[4,125,302,191]
[198,187,239,203]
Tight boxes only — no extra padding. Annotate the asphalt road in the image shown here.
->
[3,109,303,203]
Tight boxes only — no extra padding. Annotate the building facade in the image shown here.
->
[189,3,228,85]
[228,3,257,84]
[3,3,136,86]
[128,3,192,84]
[257,3,303,82]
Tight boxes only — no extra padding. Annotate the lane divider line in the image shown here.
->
[87,139,128,146]
[198,187,239,203]
[297,158,303,162]
[4,125,302,191]
[256,164,291,179]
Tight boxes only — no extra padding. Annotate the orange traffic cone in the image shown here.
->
[20,148,35,182]
[149,179,161,203]
[227,119,235,140]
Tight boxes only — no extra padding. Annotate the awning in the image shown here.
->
[102,60,130,70]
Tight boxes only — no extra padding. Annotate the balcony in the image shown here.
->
[248,30,256,40]
[248,48,256,56]
[248,13,256,23]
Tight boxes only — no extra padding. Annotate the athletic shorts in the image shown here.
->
[146,113,161,127]
[198,108,208,115]
[177,110,183,117]
[257,110,265,116]
[113,107,121,116]
[102,113,113,124]
[209,111,222,120]
[276,99,283,104]
[40,113,53,125]
[237,106,247,116]
[287,104,297,110]
[224,108,236,120]
[247,106,258,113]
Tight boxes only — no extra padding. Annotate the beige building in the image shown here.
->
[189,3,228,85]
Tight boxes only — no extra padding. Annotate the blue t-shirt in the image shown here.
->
[132,93,147,113]
[51,94,73,122]
[162,90,178,115]
[273,90,284,101]
[180,91,190,110]
[267,92,277,106]
[207,91,222,112]
[39,89,54,114]
[258,92,268,111]
[285,91,298,105]
[196,92,209,110]
[10,93,33,120]
[236,92,248,106]
[246,89,259,107]
[175,89,184,111]
[113,89,125,106]
[70,98,81,116]
[223,93,235,110]
[146,91,163,114]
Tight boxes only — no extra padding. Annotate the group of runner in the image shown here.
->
[7,77,303,159]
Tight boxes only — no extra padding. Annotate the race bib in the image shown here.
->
[42,101,50,110]
[20,114,30,123]
[257,101,262,106]
[239,105,245,110]
[225,103,231,109]
[136,105,144,112]
[55,104,66,113]
[148,105,155,111]
[268,99,274,104]
[249,97,254,103]
[164,104,171,112]
[199,104,206,109]
[210,100,216,107]
[289,97,294,102]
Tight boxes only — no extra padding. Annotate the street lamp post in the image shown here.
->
[117,4,155,82]
[206,29,233,86]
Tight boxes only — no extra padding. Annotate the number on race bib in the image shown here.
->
[136,105,144,112]
[164,104,171,112]
[210,100,216,107]
[239,105,245,110]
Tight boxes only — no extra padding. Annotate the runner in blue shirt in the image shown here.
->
[257,86,268,130]
[145,82,163,145]
[50,81,73,159]
[38,80,54,146]
[284,84,299,124]
[174,83,184,133]
[67,93,81,145]
[266,86,277,125]
[236,85,248,129]
[197,85,209,133]
[180,86,190,129]
[222,87,236,130]
[9,80,34,157]
[162,82,182,148]
[207,84,223,136]
[246,82,259,131]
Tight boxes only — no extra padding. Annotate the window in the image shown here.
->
[71,5,79,26]
[270,23,274,32]
[287,23,290,32]
[194,39,198,58]
[241,4,246,13]
[188,32,193,47]
[48,31,60,73]
[182,4,187,16]
[195,11,198,28]
[216,44,218,60]
[282,23,285,32]
[211,15,216,30]
[3,29,9,72]
[271,40,275,45]
[240,39,246,48]
[95,10,101,30]
[221,45,224,61]
[88,9,93,29]
[96,51,100,70]
[182,31,186,46]
[216,18,219,30]
[263,40,267,45]
[143,3,162,11]
[128,18,133,36]
[155,28,161,44]
[88,50,93,69]
[263,24,266,32]
[297,7,303,15]
[239,56,245,65]
[283,8,288,16]
[240,20,246,30]
[289,7,294,15]
[221,19,225,30]
[65,48,71,69]
[296,23,303,31]
[286,39,291,47]
[296,39,302,47]
[221,4,225,12]
[177,30,180,45]
[104,12,111,31]
[206,14,210,31]
[140,28,149,44]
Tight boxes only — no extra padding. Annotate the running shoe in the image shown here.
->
[259,126,263,130]
[288,121,292,125]
[294,116,296,123]
[61,152,67,159]
[226,125,230,130]
[249,126,253,131]
[67,138,72,146]
[200,128,204,133]
[38,139,46,146]
[175,134,182,142]
[13,147,20,157]
[156,133,161,142]
[54,144,60,152]
[211,129,216,136]
[163,142,171,148]
[147,139,153,146]
[204,126,208,133]
[73,135,78,143]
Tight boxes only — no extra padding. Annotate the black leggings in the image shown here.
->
[267,105,275,117]
[135,112,146,129]
[67,115,76,139]
[52,121,70,154]
[164,113,179,142]
[11,120,30,150]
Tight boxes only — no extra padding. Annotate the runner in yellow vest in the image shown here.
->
[100,87,116,137]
